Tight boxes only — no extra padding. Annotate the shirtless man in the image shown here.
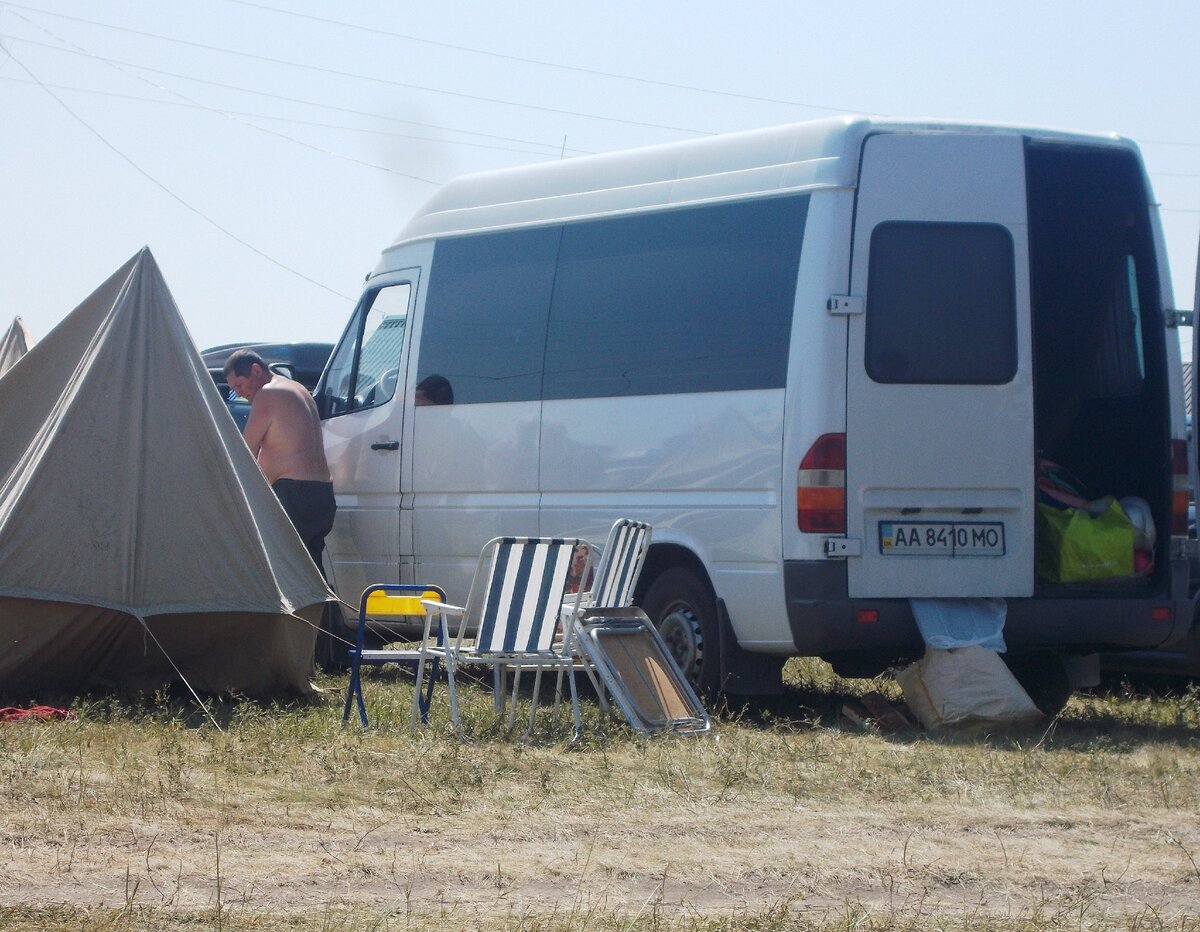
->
[224,349,335,575]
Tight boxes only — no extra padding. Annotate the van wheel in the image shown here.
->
[1003,654,1073,718]
[641,567,721,695]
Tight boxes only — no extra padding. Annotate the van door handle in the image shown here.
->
[370,440,400,451]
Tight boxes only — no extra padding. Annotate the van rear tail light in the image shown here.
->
[1171,439,1190,536]
[798,433,846,533]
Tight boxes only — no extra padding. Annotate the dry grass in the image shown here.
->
[1,659,1199,930]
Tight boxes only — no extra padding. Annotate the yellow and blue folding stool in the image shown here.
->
[343,583,447,728]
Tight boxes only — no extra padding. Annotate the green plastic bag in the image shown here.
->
[1036,498,1134,583]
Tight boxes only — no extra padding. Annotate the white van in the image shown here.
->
[315,115,1195,695]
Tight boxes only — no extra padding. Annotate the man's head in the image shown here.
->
[223,349,272,401]
[414,373,454,406]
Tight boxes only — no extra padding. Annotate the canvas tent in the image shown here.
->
[0,316,31,378]
[0,249,333,697]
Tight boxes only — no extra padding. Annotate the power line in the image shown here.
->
[15,4,1199,155]
[5,67,1194,194]
[220,0,862,116]
[0,73,592,158]
[5,8,1196,218]
[10,3,1200,155]
[3,16,442,184]
[1141,139,1200,149]
[0,45,354,301]
[2,4,718,136]
[0,33,593,155]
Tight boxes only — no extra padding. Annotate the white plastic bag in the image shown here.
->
[910,598,1007,652]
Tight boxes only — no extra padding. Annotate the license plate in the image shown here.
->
[879,521,1005,556]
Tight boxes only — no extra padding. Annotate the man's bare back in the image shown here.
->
[243,379,331,485]
[225,358,331,486]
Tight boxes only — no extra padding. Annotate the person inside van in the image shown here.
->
[224,348,336,577]
[414,373,454,406]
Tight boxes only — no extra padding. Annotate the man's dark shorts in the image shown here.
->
[272,479,336,575]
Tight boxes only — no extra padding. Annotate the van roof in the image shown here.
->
[385,115,1134,254]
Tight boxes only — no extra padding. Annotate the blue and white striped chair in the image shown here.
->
[586,518,652,611]
[414,536,594,735]
[560,518,653,709]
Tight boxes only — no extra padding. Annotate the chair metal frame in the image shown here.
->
[574,607,710,735]
[342,583,447,729]
[558,518,653,709]
[414,536,593,735]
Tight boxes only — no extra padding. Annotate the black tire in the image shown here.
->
[1003,654,1073,718]
[314,601,351,673]
[640,567,721,695]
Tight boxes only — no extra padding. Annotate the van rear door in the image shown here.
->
[845,132,1034,598]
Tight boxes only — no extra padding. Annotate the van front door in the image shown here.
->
[845,132,1034,598]
[318,273,416,605]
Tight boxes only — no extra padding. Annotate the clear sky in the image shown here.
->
[2,0,1197,357]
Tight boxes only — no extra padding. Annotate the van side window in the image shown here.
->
[544,196,808,398]
[417,228,560,405]
[865,221,1016,385]
[316,283,410,418]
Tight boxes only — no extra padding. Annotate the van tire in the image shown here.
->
[1003,654,1073,718]
[641,567,721,695]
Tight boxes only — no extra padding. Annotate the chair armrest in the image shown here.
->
[421,599,466,615]
[419,599,469,652]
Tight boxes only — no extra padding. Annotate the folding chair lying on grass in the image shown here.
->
[574,607,710,735]
[342,583,447,729]
[414,537,593,735]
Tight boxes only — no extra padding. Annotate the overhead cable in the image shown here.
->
[0,47,353,301]
[220,0,861,115]
[3,15,442,183]
[0,33,593,154]
[0,73,590,158]
[3,4,716,136]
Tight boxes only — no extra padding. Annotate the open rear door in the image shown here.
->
[845,132,1035,598]
[1191,236,1200,526]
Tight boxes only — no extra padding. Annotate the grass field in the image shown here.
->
[1,659,1199,931]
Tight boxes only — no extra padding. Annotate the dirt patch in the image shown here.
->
[2,674,1200,927]
[2,790,1198,923]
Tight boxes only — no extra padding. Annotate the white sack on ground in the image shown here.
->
[0,316,31,378]
[896,645,1042,732]
[0,249,332,697]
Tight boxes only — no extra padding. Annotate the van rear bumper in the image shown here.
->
[783,559,1192,658]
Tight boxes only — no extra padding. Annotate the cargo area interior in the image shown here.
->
[1027,142,1171,592]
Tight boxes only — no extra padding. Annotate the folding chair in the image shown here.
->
[342,583,447,729]
[558,518,652,709]
[574,607,710,735]
[585,518,652,611]
[414,537,593,735]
